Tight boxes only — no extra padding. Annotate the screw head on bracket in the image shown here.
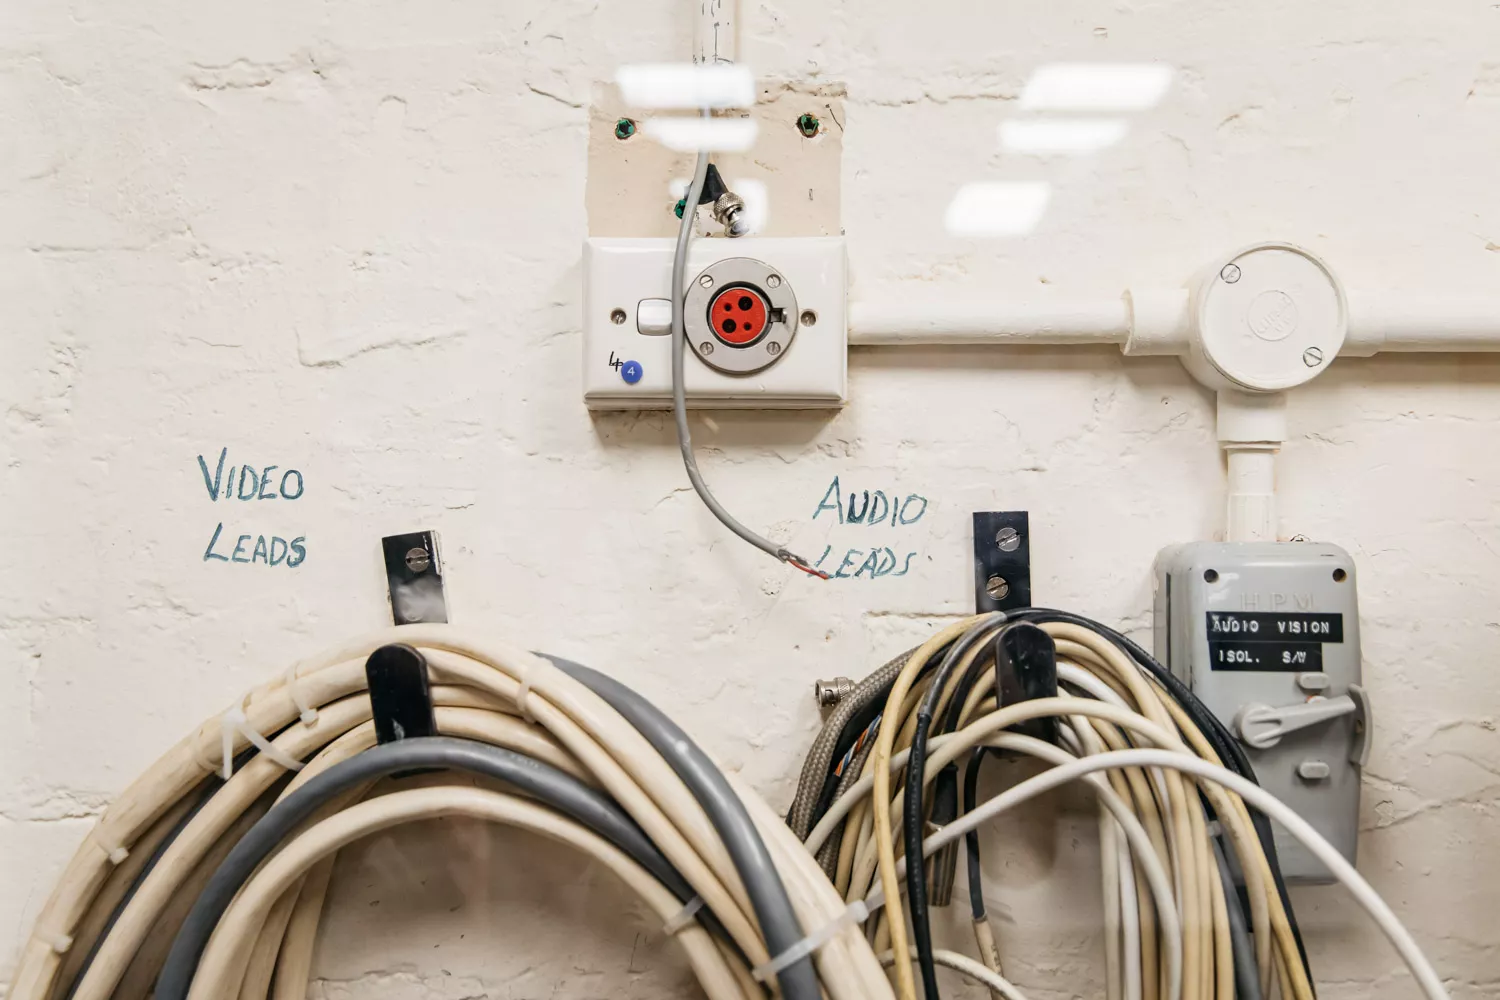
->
[405,547,431,574]
[995,526,1021,552]
[985,575,1010,600]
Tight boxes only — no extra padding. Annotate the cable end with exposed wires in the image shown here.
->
[670,137,828,582]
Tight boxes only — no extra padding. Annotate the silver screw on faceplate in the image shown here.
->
[1302,346,1324,367]
[1220,263,1242,283]
[814,676,856,711]
[766,341,782,356]
[405,547,430,573]
[699,274,714,287]
[699,342,714,356]
[995,526,1021,552]
[766,274,782,288]
[986,575,1010,600]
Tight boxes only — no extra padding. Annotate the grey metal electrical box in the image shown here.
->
[1152,541,1370,883]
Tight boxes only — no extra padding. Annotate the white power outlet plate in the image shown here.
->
[582,237,847,409]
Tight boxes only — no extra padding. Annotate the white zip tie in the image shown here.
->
[88,827,128,865]
[284,664,318,725]
[516,678,536,724]
[751,899,870,983]
[220,703,305,781]
[662,895,705,935]
[36,927,73,954]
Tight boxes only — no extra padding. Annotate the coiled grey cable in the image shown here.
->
[549,656,823,1000]
[669,143,826,578]
[155,736,718,1000]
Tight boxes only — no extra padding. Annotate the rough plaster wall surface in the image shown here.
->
[3,1,1499,998]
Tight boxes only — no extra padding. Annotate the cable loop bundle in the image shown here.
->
[787,609,1449,1000]
[12,615,1447,1000]
[11,626,894,1000]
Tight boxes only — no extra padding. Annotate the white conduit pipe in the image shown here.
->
[847,293,1133,347]
[849,287,1500,353]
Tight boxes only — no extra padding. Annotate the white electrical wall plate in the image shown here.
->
[1153,541,1368,883]
[582,237,847,409]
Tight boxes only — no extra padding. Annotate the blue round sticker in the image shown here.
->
[621,360,643,384]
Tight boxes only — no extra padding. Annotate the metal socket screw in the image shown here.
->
[1220,263,1242,283]
[995,526,1021,552]
[985,575,1010,600]
[796,113,820,138]
[610,308,627,325]
[766,341,781,356]
[712,191,749,237]
[814,676,856,713]
[699,274,715,287]
[766,274,782,288]
[699,342,714,356]
[800,309,817,326]
[405,547,431,573]
[1302,346,1325,367]
[614,118,636,140]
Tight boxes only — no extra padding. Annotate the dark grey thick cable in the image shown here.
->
[1212,834,1264,1000]
[547,655,822,1000]
[154,737,702,1000]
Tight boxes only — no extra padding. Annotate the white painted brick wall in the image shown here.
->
[3,2,1498,997]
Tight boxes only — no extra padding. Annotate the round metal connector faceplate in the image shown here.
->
[684,257,800,376]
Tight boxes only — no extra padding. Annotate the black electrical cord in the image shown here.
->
[155,737,714,1000]
[547,656,823,1000]
[961,748,990,921]
[903,614,1006,1000]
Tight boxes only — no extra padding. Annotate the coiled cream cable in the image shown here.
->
[814,617,1442,1000]
[12,626,895,1000]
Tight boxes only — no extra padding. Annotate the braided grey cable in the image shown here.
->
[786,648,914,839]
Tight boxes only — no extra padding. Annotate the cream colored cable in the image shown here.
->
[908,748,1451,1000]
[185,786,753,1000]
[814,693,1270,1000]
[869,617,983,1000]
[879,946,1029,1000]
[16,627,899,1000]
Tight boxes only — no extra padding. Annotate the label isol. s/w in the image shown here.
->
[1206,612,1343,672]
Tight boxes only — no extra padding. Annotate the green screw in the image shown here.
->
[796,113,820,138]
[673,198,687,219]
[614,117,637,140]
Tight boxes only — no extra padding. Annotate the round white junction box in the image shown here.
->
[1185,243,1347,393]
